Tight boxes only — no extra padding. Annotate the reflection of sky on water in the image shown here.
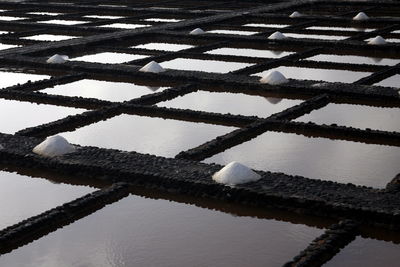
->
[60,114,237,157]
[206,47,292,58]
[0,71,49,88]
[0,194,323,267]
[204,131,400,188]
[307,54,400,66]
[71,52,147,64]
[375,74,400,88]
[161,58,252,73]
[133,42,193,51]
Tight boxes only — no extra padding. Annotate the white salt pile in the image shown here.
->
[46,54,69,64]
[33,135,76,157]
[139,61,165,73]
[368,36,387,45]
[268,31,287,40]
[266,97,282,104]
[353,12,369,21]
[289,11,302,18]
[189,28,205,35]
[212,161,261,185]
[260,71,288,85]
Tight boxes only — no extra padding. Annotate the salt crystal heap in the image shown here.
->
[189,28,205,35]
[368,36,387,45]
[33,135,76,157]
[289,11,303,18]
[139,61,165,73]
[260,71,288,85]
[212,161,261,185]
[268,31,287,40]
[46,54,69,64]
[353,12,369,21]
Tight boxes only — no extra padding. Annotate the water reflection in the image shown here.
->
[265,97,282,104]
[22,34,77,41]
[243,23,289,28]
[285,33,347,40]
[324,237,400,267]
[375,74,400,88]
[255,66,371,83]
[84,15,125,19]
[161,58,252,73]
[206,47,292,58]
[157,90,302,118]
[296,103,400,132]
[0,170,94,229]
[132,42,193,51]
[307,26,375,32]
[143,18,182,22]
[0,43,19,50]
[38,20,85,25]
[41,79,167,102]
[0,99,85,134]
[71,52,147,64]
[307,54,399,66]
[207,29,258,35]
[0,16,25,21]
[99,23,150,29]
[0,194,323,267]
[60,115,236,157]
[204,132,400,188]
[0,71,49,88]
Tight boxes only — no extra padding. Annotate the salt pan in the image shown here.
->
[260,71,288,85]
[289,11,302,18]
[33,135,76,157]
[268,31,287,40]
[139,61,165,73]
[353,12,369,21]
[189,28,205,35]
[212,161,261,185]
[368,36,387,45]
[46,54,68,64]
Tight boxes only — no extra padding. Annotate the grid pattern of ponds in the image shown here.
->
[0,0,399,266]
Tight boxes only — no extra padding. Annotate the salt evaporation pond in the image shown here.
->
[307,54,400,66]
[22,34,77,41]
[99,23,150,29]
[296,103,400,132]
[0,194,324,267]
[0,99,85,134]
[375,74,400,88]
[132,42,193,51]
[157,90,302,118]
[40,79,167,102]
[71,52,147,64]
[161,58,252,73]
[207,29,258,35]
[60,114,236,157]
[38,20,85,25]
[206,47,293,58]
[0,170,94,230]
[0,71,49,88]
[204,132,400,188]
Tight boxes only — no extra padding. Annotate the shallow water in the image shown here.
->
[0,43,19,50]
[41,79,167,102]
[157,90,302,118]
[206,47,293,58]
[0,16,25,21]
[204,131,400,188]
[296,103,400,132]
[22,34,77,41]
[0,71,49,88]
[307,54,400,66]
[84,15,125,19]
[243,23,289,28]
[38,20,85,25]
[0,170,94,229]
[0,99,85,134]
[324,237,400,267]
[27,12,61,16]
[161,58,252,73]
[284,33,348,40]
[0,194,323,267]
[133,42,193,51]
[255,66,371,83]
[99,23,150,29]
[207,29,258,35]
[375,74,400,88]
[307,26,375,32]
[60,114,236,157]
[71,52,147,64]
[143,18,182,22]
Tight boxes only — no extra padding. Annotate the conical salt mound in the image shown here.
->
[189,28,205,35]
[353,12,369,21]
[289,11,302,18]
[212,162,261,185]
[139,61,165,73]
[266,97,282,104]
[260,71,288,85]
[46,54,68,64]
[33,135,76,157]
[368,36,387,45]
[268,31,287,40]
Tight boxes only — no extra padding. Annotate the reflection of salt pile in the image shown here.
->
[0,144,3,149]
[289,11,302,18]
[212,161,261,185]
[33,135,76,157]
[146,86,160,91]
[268,31,287,40]
[271,50,283,56]
[46,54,69,63]
[139,61,165,73]
[353,12,369,21]
[260,71,288,85]
[370,57,383,63]
[189,28,205,35]
[368,36,387,45]
[266,97,282,104]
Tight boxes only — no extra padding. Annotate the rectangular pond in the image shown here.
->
[71,52,147,64]
[206,47,293,58]
[157,90,303,118]
[99,23,150,29]
[375,74,400,88]
[40,79,168,102]
[38,20,86,25]
[60,115,236,157]
[207,29,258,35]
[306,54,400,66]
[204,131,400,188]
[161,58,252,73]
[132,42,193,51]
[0,194,324,267]
[0,99,85,134]
[22,34,78,41]
[0,170,94,230]
[0,71,49,88]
